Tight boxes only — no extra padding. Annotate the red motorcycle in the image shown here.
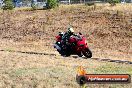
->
[54,32,92,58]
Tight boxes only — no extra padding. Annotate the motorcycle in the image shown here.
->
[54,32,92,58]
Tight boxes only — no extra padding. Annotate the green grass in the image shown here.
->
[5,48,15,52]
[7,61,132,88]
[94,63,132,74]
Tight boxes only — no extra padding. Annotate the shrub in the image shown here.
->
[31,3,37,10]
[31,0,38,10]
[108,0,120,6]
[2,0,14,10]
[47,0,59,9]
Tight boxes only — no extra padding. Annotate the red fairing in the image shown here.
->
[68,35,88,53]
[77,37,88,48]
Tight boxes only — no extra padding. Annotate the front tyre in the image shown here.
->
[83,48,92,58]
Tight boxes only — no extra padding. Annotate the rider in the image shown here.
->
[61,27,76,47]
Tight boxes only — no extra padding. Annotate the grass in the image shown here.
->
[103,3,132,12]
[5,48,15,52]
[10,62,132,77]
[13,7,33,11]
[0,48,131,88]
[2,52,131,88]
[94,63,132,74]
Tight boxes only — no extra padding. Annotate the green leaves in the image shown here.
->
[2,0,14,10]
[108,0,120,6]
[47,0,59,9]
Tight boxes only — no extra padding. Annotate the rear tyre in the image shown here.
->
[64,49,71,57]
[83,48,92,58]
[59,48,71,57]
[64,52,71,57]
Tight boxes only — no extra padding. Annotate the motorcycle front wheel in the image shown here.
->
[83,48,92,58]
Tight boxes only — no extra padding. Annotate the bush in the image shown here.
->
[31,3,37,10]
[47,0,59,9]
[108,0,120,6]
[2,0,14,10]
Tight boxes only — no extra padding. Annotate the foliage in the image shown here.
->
[31,3,37,10]
[47,0,59,9]
[108,0,120,6]
[2,0,14,10]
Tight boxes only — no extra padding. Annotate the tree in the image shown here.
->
[47,0,59,9]
[108,0,120,6]
[2,0,14,10]
[31,0,37,10]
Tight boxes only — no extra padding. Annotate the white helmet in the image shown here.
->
[68,27,74,33]
[59,32,64,36]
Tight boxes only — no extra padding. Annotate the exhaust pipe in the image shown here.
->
[54,44,61,51]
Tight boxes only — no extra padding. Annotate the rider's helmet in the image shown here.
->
[68,27,74,35]
[59,32,64,36]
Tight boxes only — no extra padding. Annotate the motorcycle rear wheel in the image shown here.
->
[59,48,71,57]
